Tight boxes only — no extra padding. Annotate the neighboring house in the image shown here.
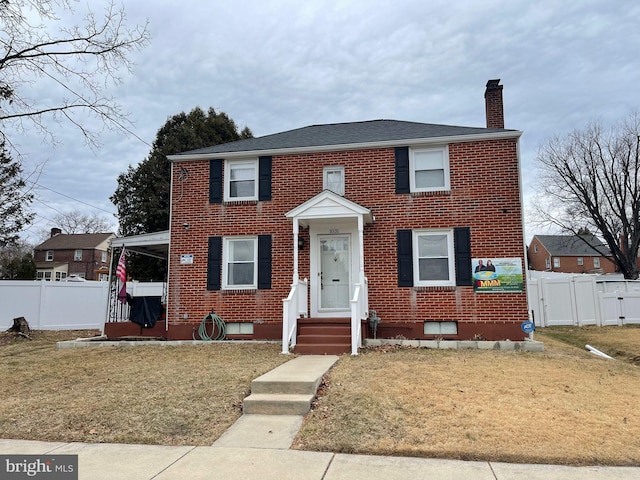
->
[528,234,616,274]
[33,229,115,281]
[163,79,529,351]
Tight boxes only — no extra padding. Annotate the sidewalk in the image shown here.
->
[1,438,638,479]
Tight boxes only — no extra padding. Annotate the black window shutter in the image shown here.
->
[209,159,223,203]
[207,236,222,290]
[397,229,413,287]
[257,235,272,289]
[454,227,472,286]
[258,156,272,201]
[395,147,410,194]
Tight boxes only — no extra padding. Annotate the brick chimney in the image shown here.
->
[484,79,504,129]
[50,227,62,237]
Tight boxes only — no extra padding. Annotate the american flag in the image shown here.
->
[116,248,127,303]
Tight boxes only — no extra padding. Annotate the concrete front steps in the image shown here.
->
[242,355,339,415]
[293,318,352,355]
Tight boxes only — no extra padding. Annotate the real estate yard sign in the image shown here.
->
[472,257,523,293]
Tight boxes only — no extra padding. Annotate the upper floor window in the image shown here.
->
[594,257,601,268]
[225,159,258,201]
[46,250,54,261]
[223,237,258,289]
[413,229,455,287]
[323,166,345,196]
[410,146,450,193]
[533,244,538,253]
[553,258,560,268]
[101,251,108,263]
[577,257,583,266]
[545,258,551,269]
[74,249,83,261]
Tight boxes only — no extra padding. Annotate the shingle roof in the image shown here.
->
[34,233,115,251]
[534,235,611,256]
[172,119,518,156]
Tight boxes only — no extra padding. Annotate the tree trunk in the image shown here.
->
[7,316,31,338]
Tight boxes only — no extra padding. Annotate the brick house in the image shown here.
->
[33,229,114,281]
[164,80,529,353]
[528,234,616,274]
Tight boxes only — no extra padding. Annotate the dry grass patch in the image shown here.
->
[0,331,288,445]
[538,325,640,364]
[293,334,640,466]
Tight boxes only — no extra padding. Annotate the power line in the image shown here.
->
[28,181,117,215]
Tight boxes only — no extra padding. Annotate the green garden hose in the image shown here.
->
[194,312,226,341]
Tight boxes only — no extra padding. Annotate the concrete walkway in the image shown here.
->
[2,355,639,479]
[1,439,638,479]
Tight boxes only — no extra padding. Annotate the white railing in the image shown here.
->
[350,277,368,355]
[282,278,308,354]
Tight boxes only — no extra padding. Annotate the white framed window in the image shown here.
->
[545,258,551,269]
[594,257,601,268]
[223,237,258,289]
[323,166,345,195]
[46,250,54,261]
[424,321,458,335]
[553,258,560,268]
[101,251,108,263]
[577,257,583,266]
[413,230,455,286]
[533,244,538,253]
[37,271,52,281]
[225,159,258,201]
[55,272,67,281]
[410,146,450,192]
[74,249,82,261]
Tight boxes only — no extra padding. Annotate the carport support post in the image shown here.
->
[102,246,118,335]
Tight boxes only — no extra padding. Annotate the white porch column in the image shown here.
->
[292,218,300,282]
[358,215,365,285]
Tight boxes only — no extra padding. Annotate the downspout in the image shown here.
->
[166,161,174,333]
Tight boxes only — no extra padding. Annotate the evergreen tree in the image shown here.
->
[111,107,252,280]
[0,142,34,247]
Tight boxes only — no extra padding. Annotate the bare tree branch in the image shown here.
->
[533,113,640,279]
[0,0,149,152]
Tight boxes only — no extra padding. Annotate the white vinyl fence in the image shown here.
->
[0,280,109,330]
[1,281,166,331]
[527,271,640,327]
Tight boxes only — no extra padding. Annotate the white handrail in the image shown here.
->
[350,277,368,355]
[282,278,307,354]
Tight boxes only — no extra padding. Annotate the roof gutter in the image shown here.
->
[167,130,523,162]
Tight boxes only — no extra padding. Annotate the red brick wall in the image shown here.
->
[33,248,107,280]
[528,238,617,274]
[168,138,528,340]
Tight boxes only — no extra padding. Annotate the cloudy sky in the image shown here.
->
[8,0,640,244]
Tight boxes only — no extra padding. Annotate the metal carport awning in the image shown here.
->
[109,230,170,260]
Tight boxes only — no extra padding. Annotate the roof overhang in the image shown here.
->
[168,131,523,162]
[110,231,170,260]
[286,190,373,228]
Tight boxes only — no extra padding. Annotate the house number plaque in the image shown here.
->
[329,229,339,234]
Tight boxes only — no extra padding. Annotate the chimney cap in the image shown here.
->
[485,79,502,93]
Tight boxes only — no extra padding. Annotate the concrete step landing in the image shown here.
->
[242,355,338,416]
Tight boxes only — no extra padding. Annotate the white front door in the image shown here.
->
[319,235,351,310]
